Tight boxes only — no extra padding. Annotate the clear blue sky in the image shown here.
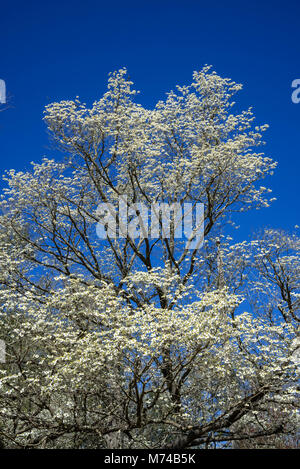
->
[0,0,299,240]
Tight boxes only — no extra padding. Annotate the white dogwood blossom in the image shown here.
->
[0,68,298,449]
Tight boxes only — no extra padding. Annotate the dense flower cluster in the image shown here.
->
[0,68,298,449]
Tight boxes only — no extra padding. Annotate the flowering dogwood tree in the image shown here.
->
[0,68,298,448]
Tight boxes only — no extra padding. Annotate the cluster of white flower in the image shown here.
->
[0,68,298,449]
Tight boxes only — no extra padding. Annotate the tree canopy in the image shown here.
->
[0,67,298,449]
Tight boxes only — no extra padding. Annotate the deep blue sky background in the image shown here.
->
[0,0,299,241]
